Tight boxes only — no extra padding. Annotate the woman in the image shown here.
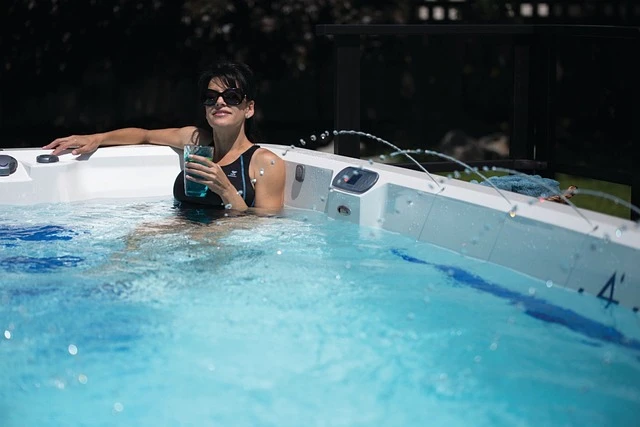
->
[43,62,285,212]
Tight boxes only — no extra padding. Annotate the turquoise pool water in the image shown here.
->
[1,199,639,426]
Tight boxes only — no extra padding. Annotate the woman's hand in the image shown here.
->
[185,154,240,205]
[43,134,103,156]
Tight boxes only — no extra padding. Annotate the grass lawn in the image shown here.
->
[434,170,632,220]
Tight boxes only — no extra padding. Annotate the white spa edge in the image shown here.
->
[1,144,639,312]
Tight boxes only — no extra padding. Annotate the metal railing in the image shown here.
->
[316,24,640,219]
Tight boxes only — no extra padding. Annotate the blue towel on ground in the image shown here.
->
[474,175,560,198]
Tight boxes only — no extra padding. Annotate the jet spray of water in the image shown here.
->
[384,146,514,207]
[332,130,442,190]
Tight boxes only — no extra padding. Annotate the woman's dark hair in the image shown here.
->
[192,61,260,146]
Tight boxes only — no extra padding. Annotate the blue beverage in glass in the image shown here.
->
[183,144,214,197]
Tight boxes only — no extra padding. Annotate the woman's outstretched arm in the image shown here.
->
[43,126,199,155]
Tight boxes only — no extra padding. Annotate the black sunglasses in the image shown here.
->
[202,88,246,106]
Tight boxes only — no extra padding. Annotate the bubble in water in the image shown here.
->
[615,228,623,238]
[251,178,257,184]
[379,154,386,161]
[68,344,78,355]
[310,135,317,141]
[528,287,536,295]
[113,402,124,412]
[368,159,374,165]
[546,280,553,288]
[276,250,282,255]
[335,274,341,280]
[299,138,306,146]
[224,203,233,210]
[259,168,265,176]
[78,374,88,384]
[489,342,498,351]
[332,130,338,135]
[3,330,10,339]
[237,190,243,196]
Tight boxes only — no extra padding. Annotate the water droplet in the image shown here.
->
[482,166,489,171]
[332,130,338,135]
[276,250,282,255]
[237,190,243,195]
[78,374,88,384]
[379,154,386,161]
[453,171,461,179]
[3,330,11,339]
[546,280,553,288]
[310,135,317,141]
[615,228,623,238]
[489,342,498,351]
[368,159,374,165]
[224,203,233,210]
[335,274,341,280]
[251,178,257,184]
[270,160,275,165]
[299,138,306,146]
[68,344,78,355]
[259,168,265,176]
[508,207,517,218]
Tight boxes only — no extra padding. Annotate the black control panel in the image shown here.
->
[331,167,379,194]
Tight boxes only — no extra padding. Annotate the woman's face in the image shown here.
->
[204,78,254,131]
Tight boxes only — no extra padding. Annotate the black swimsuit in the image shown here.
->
[173,145,260,208]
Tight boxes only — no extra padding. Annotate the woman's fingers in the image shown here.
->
[43,135,96,156]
